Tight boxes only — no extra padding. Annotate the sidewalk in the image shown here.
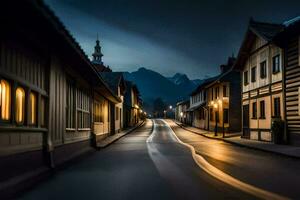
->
[96,121,145,148]
[174,120,300,159]
[175,121,241,139]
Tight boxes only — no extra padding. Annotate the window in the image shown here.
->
[29,92,37,125]
[223,85,228,97]
[77,89,90,129]
[0,79,11,120]
[272,55,280,74]
[40,96,46,127]
[211,88,214,100]
[251,66,256,82]
[15,87,25,124]
[66,82,75,129]
[223,108,229,123]
[274,97,281,117]
[215,87,219,99]
[244,71,249,85]
[252,102,257,119]
[260,101,265,119]
[260,61,267,79]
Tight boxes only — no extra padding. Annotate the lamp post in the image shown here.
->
[214,102,218,136]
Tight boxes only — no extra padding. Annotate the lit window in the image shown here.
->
[15,87,25,124]
[0,79,11,120]
[29,92,37,125]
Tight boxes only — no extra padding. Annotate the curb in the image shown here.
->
[173,120,300,159]
[97,120,146,149]
[174,121,224,141]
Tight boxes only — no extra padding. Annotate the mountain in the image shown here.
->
[123,67,202,113]
[168,73,204,93]
[168,73,190,85]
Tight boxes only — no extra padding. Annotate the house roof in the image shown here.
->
[3,0,121,103]
[274,16,300,47]
[176,99,190,106]
[249,19,284,42]
[233,19,284,71]
[124,81,140,107]
[100,72,126,96]
[190,75,219,96]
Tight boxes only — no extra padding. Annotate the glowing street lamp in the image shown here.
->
[169,105,172,109]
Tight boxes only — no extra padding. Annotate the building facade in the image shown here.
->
[205,57,241,133]
[274,17,300,145]
[100,72,126,134]
[123,81,141,128]
[175,100,191,124]
[234,20,284,142]
[188,77,216,130]
[0,0,121,187]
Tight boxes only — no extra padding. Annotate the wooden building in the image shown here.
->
[234,19,285,142]
[188,77,217,130]
[123,81,141,128]
[175,100,191,124]
[100,72,126,134]
[205,57,241,133]
[274,17,300,145]
[0,0,121,186]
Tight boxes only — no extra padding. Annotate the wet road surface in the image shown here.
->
[20,119,253,200]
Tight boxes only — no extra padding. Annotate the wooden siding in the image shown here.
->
[285,36,300,136]
[0,42,47,93]
[48,57,67,145]
[48,56,91,147]
[0,41,47,155]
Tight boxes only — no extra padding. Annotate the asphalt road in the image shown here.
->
[167,119,300,199]
[20,119,253,200]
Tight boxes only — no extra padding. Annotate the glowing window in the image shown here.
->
[15,87,25,124]
[29,92,37,125]
[0,79,11,120]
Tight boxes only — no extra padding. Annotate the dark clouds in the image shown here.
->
[45,0,300,79]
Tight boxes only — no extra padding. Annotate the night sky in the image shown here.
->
[45,0,300,79]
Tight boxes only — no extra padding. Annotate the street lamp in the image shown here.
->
[214,103,218,136]
[169,105,172,109]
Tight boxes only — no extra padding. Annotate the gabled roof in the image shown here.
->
[1,0,121,103]
[249,19,284,42]
[274,16,300,47]
[190,75,219,96]
[100,72,126,96]
[176,99,190,106]
[233,19,284,71]
[124,80,140,107]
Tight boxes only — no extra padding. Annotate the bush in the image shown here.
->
[271,118,284,144]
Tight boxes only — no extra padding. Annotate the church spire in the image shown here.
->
[92,34,103,65]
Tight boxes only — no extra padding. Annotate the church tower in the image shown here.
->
[92,35,103,65]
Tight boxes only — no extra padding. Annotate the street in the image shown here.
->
[19,119,299,200]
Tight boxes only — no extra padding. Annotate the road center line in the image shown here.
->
[161,119,290,200]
